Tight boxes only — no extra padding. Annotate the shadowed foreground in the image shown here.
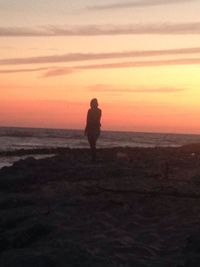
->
[1,145,200,266]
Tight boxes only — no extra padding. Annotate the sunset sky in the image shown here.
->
[1,0,200,134]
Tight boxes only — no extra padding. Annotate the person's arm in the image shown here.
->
[99,109,102,126]
[84,110,90,135]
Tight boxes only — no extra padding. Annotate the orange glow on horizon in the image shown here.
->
[1,2,200,134]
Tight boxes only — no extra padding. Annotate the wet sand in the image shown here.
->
[1,145,200,266]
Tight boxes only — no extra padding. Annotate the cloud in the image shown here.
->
[0,67,48,74]
[1,22,200,37]
[1,57,200,76]
[1,47,200,65]
[88,84,184,93]
[88,0,196,10]
[43,68,75,77]
[43,57,200,77]
[0,46,14,50]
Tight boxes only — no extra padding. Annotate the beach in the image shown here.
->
[1,145,200,266]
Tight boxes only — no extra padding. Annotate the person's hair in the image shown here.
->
[90,98,98,108]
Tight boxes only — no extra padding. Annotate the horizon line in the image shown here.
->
[0,125,199,137]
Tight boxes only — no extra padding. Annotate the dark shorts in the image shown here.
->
[87,129,100,141]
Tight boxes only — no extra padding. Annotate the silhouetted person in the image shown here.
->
[85,98,102,162]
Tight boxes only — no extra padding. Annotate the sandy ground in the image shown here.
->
[1,145,200,266]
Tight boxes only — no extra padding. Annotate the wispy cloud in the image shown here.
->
[1,47,200,65]
[88,84,184,93]
[0,46,14,50]
[0,67,48,74]
[1,22,200,37]
[88,0,196,10]
[43,68,75,77]
[1,57,200,76]
[43,58,200,77]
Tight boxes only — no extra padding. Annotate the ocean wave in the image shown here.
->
[0,127,200,152]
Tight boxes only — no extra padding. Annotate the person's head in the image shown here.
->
[90,98,98,109]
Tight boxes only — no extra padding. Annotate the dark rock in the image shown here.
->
[12,222,52,249]
[180,234,200,266]
[0,247,110,267]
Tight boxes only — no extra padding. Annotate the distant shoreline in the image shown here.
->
[0,144,198,158]
[1,143,200,158]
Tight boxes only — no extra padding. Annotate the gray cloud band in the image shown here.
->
[1,58,200,76]
[1,22,200,37]
[43,58,200,77]
[1,47,200,65]
[88,0,195,10]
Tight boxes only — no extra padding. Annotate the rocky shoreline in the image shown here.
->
[1,145,200,266]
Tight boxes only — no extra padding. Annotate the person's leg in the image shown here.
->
[88,135,97,162]
[87,130,100,162]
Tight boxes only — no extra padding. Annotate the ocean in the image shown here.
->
[0,126,200,168]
